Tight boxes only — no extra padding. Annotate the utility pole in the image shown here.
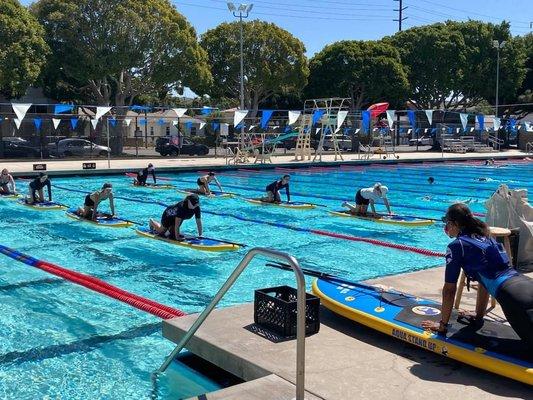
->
[393,0,408,146]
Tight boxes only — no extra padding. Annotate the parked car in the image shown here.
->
[1,137,48,158]
[408,136,433,146]
[155,137,209,156]
[48,138,110,157]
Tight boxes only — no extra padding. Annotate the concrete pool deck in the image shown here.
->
[163,266,532,400]
[1,149,529,175]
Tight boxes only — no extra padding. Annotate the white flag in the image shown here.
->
[52,118,61,130]
[355,128,361,134]
[288,110,301,125]
[248,125,256,131]
[12,103,32,121]
[424,128,429,133]
[95,106,112,121]
[124,118,132,127]
[456,128,461,134]
[407,129,412,134]
[425,110,434,126]
[469,127,475,132]
[493,117,501,131]
[459,113,468,131]
[14,118,22,129]
[386,110,395,127]
[315,128,321,134]
[199,122,206,130]
[336,110,348,129]
[172,108,187,118]
[91,119,98,130]
[172,120,179,126]
[234,110,248,127]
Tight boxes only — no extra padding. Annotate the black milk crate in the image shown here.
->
[254,285,320,337]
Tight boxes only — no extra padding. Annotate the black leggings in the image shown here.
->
[496,274,533,348]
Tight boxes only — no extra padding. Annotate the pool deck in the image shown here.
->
[1,149,529,175]
[163,266,532,400]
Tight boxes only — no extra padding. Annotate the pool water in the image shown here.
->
[0,161,530,399]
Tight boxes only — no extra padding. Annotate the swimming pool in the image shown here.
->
[0,160,531,399]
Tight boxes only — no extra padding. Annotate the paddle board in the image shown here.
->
[131,183,175,190]
[66,208,133,227]
[244,198,315,209]
[135,227,239,252]
[17,199,67,210]
[312,278,533,385]
[329,210,433,226]
[177,188,233,198]
[0,193,22,199]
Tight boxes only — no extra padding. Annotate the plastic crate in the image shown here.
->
[254,285,320,337]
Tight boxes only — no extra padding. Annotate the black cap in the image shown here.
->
[102,182,113,189]
[186,193,200,205]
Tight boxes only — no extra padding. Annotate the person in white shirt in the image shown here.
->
[342,182,392,217]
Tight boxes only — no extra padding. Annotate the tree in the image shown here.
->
[305,40,409,110]
[200,20,308,115]
[0,0,49,99]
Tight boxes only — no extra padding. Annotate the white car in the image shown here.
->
[322,135,352,151]
[409,136,433,146]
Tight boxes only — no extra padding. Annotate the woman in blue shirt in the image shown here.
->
[422,203,533,348]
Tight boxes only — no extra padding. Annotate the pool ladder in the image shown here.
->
[158,247,308,400]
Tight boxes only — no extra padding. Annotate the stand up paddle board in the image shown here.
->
[135,227,239,252]
[329,210,433,226]
[244,198,315,209]
[66,208,133,227]
[17,199,67,210]
[177,188,234,198]
[312,278,532,385]
[0,193,22,199]
[131,183,175,189]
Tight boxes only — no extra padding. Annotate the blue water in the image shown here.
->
[0,161,531,399]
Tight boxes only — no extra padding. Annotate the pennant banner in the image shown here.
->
[248,125,255,131]
[52,118,61,130]
[95,106,112,121]
[212,122,220,131]
[288,110,301,125]
[312,109,325,126]
[157,118,165,126]
[260,110,274,129]
[124,118,132,127]
[70,118,79,130]
[425,110,433,126]
[477,115,484,131]
[171,120,179,126]
[199,122,206,130]
[109,119,117,127]
[33,118,42,130]
[185,121,193,129]
[139,118,147,126]
[201,107,213,116]
[90,119,98,130]
[459,113,468,131]
[14,118,22,129]
[407,110,416,129]
[336,110,348,129]
[234,110,248,127]
[12,103,32,121]
[172,108,187,118]
[355,128,360,134]
[315,128,321,134]
[386,110,395,128]
[493,117,501,131]
[362,110,371,133]
[54,104,74,114]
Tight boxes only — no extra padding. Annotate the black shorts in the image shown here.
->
[161,214,174,229]
[137,173,147,184]
[84,195,95,207]
[496,274,533,348]
[0,183,8,191]
[197,178,205,187]
[355,189,369,206]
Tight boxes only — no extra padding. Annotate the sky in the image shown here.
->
[21,1,533,56]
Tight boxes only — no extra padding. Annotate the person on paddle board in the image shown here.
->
[27,173,52,204]
[197,172,223,195]
[149,193,202,240]
[0,169,16,195]
[134,163,156,186]
[342,182,391,217]
[262,175,291,203]
[422,203,533,348]
[77,183,115,220]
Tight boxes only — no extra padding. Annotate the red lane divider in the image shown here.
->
[309,229,446,258]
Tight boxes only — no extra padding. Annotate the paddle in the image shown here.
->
[199,236,247,247]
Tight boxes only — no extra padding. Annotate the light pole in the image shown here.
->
[492,40,506,117]
[227,2,253,156]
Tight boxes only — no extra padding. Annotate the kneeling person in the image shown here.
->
[263,175,290,203]
[149,194,202,240]
[135,163,156,186]
[342,182,391,217]
[27,173,52,204]
[77,183,115,220]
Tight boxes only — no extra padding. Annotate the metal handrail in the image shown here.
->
[157,247,307,400]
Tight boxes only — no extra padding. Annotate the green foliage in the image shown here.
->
[305,40,409,109]
[516,33,533,98]
[32,0,212,105]
[200,20,308,114]
[0,0,49,99]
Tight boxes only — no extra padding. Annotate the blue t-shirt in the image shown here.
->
[444,235,517,297]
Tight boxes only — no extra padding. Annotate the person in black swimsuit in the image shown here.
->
[263,175,290,203]
[196,172,223,195]
[149,194,202,240]
[77,183,115,220]
[135,163,156,186]
[0,169,16,195]
[27,173,52,204]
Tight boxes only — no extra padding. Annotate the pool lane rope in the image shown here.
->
[0,244,186,320]
[51,184,445,258]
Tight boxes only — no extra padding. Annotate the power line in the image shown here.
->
[207,0,392,13]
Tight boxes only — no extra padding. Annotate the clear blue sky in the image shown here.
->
[22,0,533,55]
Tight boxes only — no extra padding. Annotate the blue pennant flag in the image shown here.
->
[33,118,42,130]
[343,127,350,135]
[54,104,74,114]
[109,118,117,127]
[431,128,437,135]
[260,110,274,129]
[212,122,220,131]
[140,118,147,125]
[284,125,292,133]
[130,105,151,112]
[509,118,516,131]
[312,109,325,126]
[362,110,371,133]
[185,121,193,130]
[157,118,165,126]
[235,123,244,131]
[201,107,213,116]
[70,118,79,130]
[447,127,453,134]
[407,110,416,129]
[477,115,484,131]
